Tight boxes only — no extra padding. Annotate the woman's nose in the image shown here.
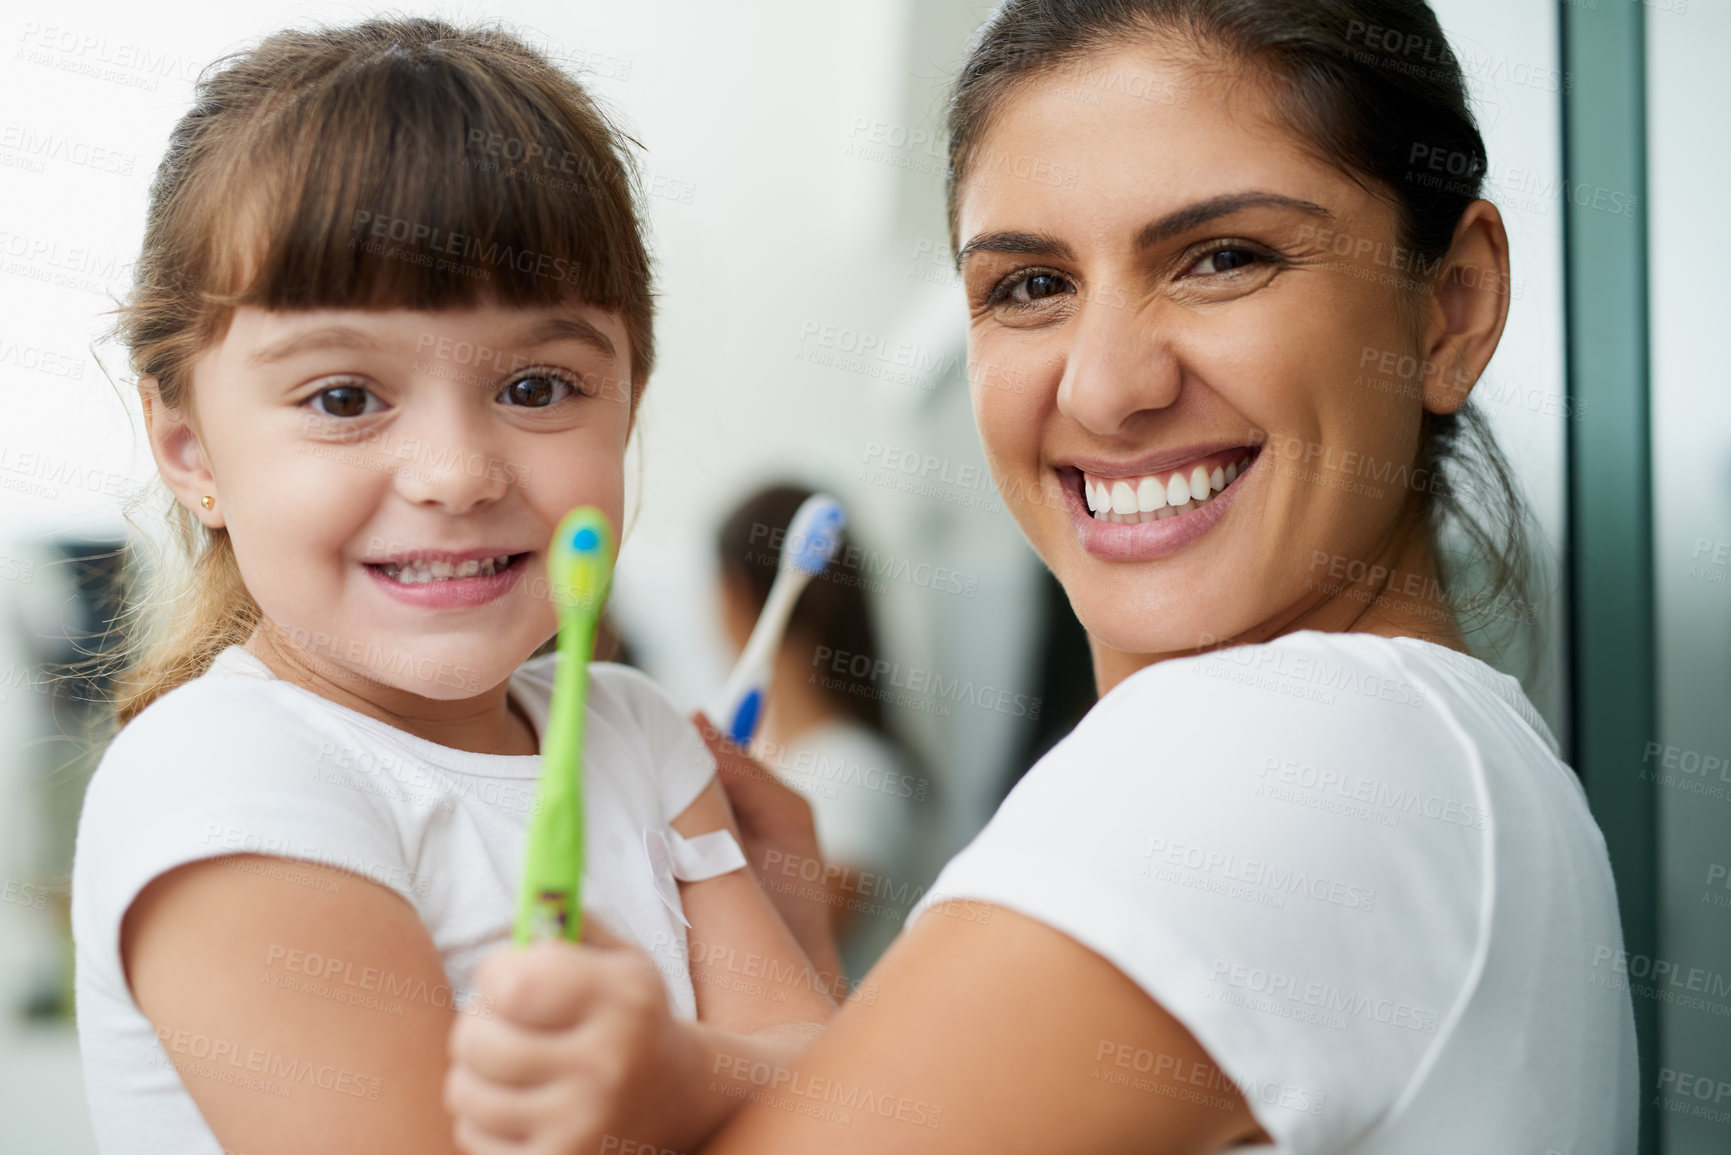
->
[1054,296,1183,436]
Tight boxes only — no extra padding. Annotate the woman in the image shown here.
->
[445,2,1637,1151]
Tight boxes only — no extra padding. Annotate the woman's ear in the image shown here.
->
[139,376,224,528]
[1418,199,1512,416]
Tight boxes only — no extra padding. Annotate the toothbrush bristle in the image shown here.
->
[784,495,847,577]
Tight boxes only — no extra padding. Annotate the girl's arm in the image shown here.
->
[703,900,1272,1154]
[122,855,466,1155]
[668,773,839,1034]
[688,711,843,980]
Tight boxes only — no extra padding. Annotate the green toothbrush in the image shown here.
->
[514,506,615,945]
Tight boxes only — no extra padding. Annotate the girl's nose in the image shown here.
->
[390,415,513,514]
[1054,296,1183,436]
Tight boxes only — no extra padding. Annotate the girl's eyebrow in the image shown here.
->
[509,316,616,361]
[247,324,384,367]
[245,316,617,368]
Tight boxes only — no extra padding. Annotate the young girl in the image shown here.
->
[70,18,833,1155]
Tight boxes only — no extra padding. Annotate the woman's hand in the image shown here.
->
[445,926,703,1155]
[688,711,843,980]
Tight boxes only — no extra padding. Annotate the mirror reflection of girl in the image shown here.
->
[447,2,1638,1152]
[70,19,836,1155]
[714,483,923,979]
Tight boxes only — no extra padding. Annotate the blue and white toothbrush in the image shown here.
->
[708,493,847,746]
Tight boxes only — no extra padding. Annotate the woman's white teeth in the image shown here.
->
[1084,456,1253,522]
[380,554,513,584]
[1111,481,1137,515]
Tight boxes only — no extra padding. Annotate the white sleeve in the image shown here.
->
[587,663,716,825]
[908,638,1489,1153]
[72,679,415,997]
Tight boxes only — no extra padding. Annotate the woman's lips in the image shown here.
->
[1065,448,1258,562]
[363,552,528,608]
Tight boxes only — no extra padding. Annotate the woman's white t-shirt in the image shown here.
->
[71,646,716,1155]
[909,630,1638,1153]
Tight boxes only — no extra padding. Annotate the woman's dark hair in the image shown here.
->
[108,17,655,724]
[716,484,888,734]
[946,0,1540,659]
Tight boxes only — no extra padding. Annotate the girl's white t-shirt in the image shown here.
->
[909,630,1638,1154]
[71,646,716,1155]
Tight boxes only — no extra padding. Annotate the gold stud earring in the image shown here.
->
[200,495,215,510]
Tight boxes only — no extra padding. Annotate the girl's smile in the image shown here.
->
[146,299,634,746]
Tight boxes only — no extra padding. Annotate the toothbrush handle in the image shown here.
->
[712,572,807,746]
[515,611,596,944]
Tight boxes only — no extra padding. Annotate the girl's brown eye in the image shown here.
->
[314,384,376,417]
[497,373,577,408]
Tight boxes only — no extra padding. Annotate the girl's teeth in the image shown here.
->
[1082,455,1252,523]
[380,553,514,584]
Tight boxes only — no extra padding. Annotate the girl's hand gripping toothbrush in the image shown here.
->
[514,507,614,944]
[707,493,847,747]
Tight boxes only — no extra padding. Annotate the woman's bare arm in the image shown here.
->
[122,854,465,1155]
[703,900,1271,1154]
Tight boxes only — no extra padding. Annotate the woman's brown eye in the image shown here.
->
[315,385,372,417]
[1021,272,1066,300]
[1194,248,1261,275]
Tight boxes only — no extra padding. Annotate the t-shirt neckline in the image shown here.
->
[209,644,548,777]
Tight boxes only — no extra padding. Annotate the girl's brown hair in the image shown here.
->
[110,16,655,726]
[946,0,1541,664]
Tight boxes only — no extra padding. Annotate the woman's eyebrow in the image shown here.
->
[956,191,1334,270]
[1134,191,1334,249]
[955,231,1074,269]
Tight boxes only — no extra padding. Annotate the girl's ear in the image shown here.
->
[139,377,224,528]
